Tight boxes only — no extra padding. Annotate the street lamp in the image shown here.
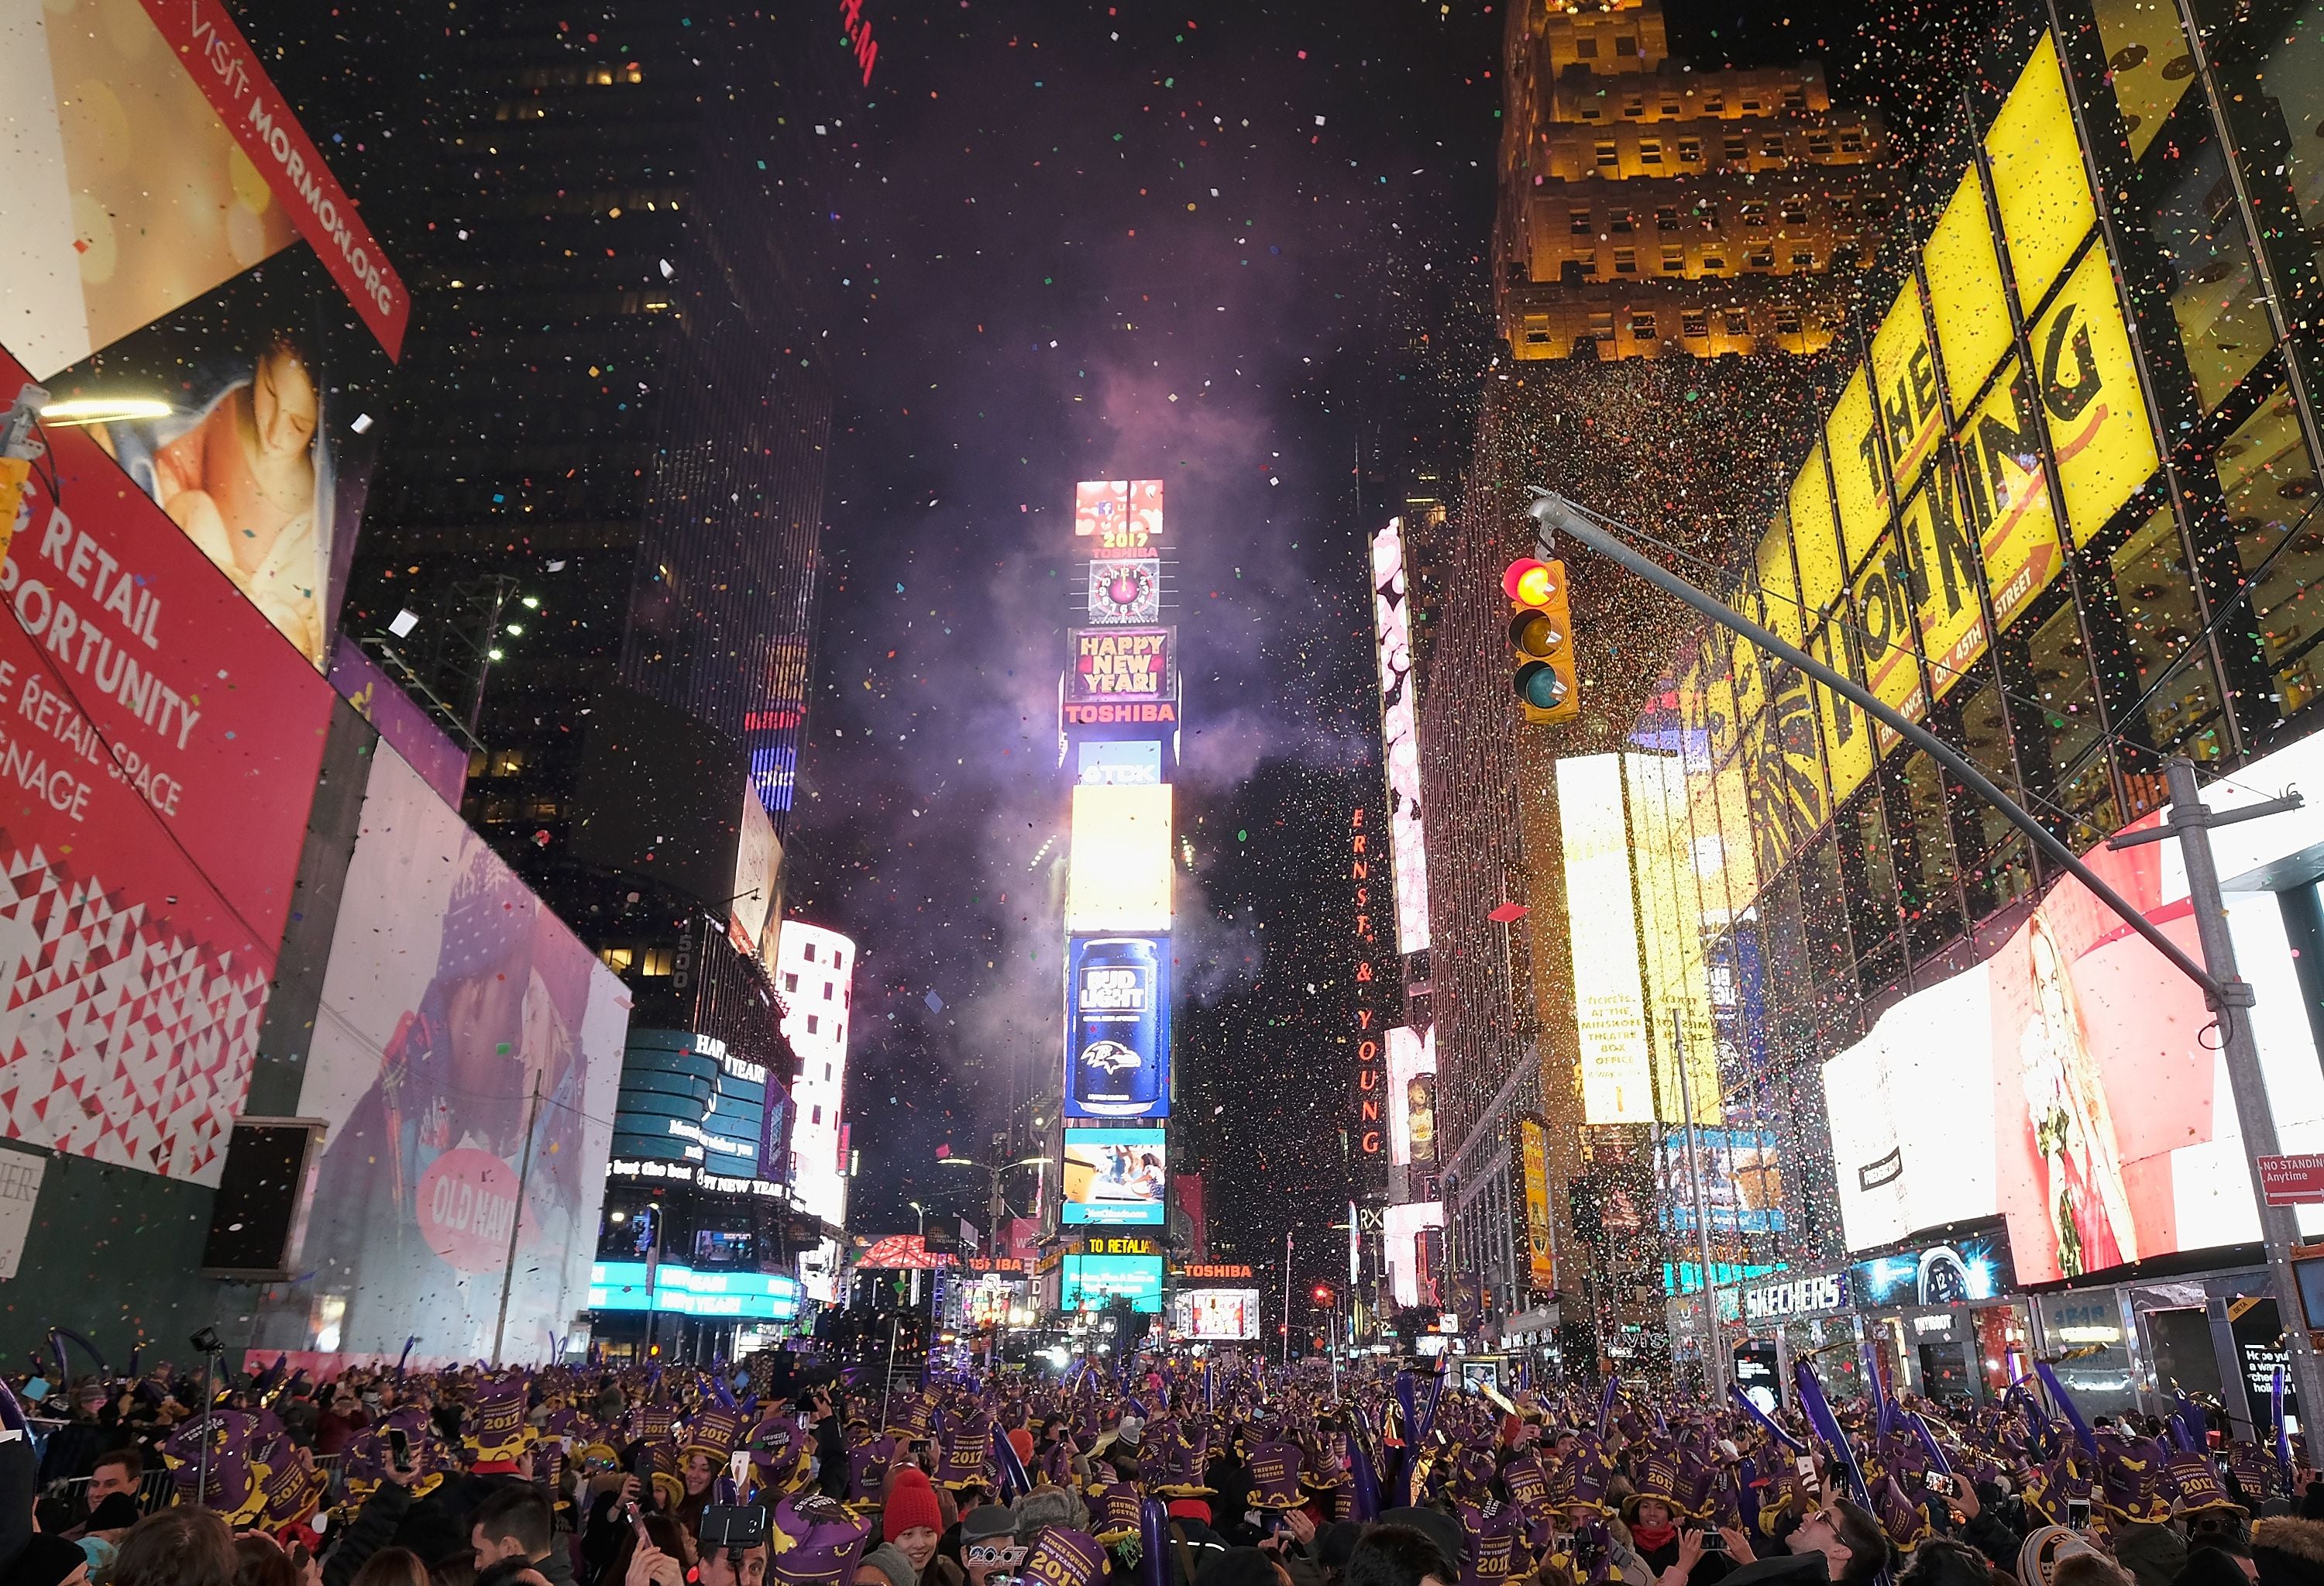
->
[936,1154,1055,1244]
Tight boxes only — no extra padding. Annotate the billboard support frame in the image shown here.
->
[1529,489,2324,1439]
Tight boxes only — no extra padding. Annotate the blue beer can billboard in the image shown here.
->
[1064,934,1171,1119]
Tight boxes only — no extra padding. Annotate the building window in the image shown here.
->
[1610,208,1635,233]
[1662,245,1685,272]
[1742,98,1763,113]
[1748,248,1775,268]
[812,1106,823,1124]
[1639,139,1663,165]
[1784,88,1807,109]
[1791,248,1816,268]
[807,1014,820,1034]
[803,943,816,962]
[1661,100,1680,116]
[1576,252,1599,274]
[1623,98,1645,119]
[1570,206,1593,235]
[1741,201,1768,227]
[1655,205,1679,231]
[1580,101,1601,120]
[1576,35,1598,57]
[1679,137,1702,162]
[833,952,844,971]
[639,947,674,976]
[1781,198,1810,225]
[1763,136,1786,159]
[1631,311,1657,339]
[1525,329,1552,344]
[1594,140,1619,169]
[1683,311,1709,338]
[1840,129,1865,154]
[600,946,634,973]
[1696,202,1719,229]
[1589,311,1615,341]
[784,972,799,991]
[1807,134,1834,157]
[1614,247,1637,274]
[823,982,835,999]
[1723,309,1750,335]
[1703,255,1727,270]
[1775,308,1804,335]
[1615,33,1638,55]
[1725,134,1748,161]
[1704,95,1724,113]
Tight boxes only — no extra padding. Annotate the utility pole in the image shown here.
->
[491,1072,544,1367]
[1528,491,2324,1433]
[1283,1228,1294,1367]
[2109,759,2324,1426]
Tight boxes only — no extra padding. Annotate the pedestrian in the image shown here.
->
[113,1509,239,1586]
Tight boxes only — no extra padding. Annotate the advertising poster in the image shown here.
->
[48,246,392,667]
[1069,626,1172,702]
[1172,1288,1260,1340]
[1558,755,1653,1123]
[1384,1200,1442,1309]
[297,745,627,1359]
[1370,520,1430,955]
[1385,1025,1436,1167]
[1821,825,2234,1283]
[1849,1231,2013,1308]
[1061,1251,1164,1312]
[1655,1127,1787,1234]
[0,0,406,374]
[328,638,467,807]
[1519,1117,1557,1290]
[1065,783,1173,933]
[0,339,332,1183]
[1073,479,1164,549]
[1076,740,1160,786]
[728,788,777,955]
[1065,934,1171,1120]
[1060,1127,1167,1225]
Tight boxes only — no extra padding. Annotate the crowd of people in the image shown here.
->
[5,1350,2322,1586]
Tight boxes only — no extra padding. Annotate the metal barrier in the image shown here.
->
[48,1452,342,1515]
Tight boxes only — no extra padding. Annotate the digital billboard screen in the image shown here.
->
[1370,521,1430,955]
[1849,1230,2013,1309]
[1061,1127,1167,1225]
[1559,755,1653,1123]
[589,1261,801,1320]
[1087,556,1163,625]
[1074,480,1164,549]
[1655,1127,1786,1234]
[0,338,334,1186]
[1065,936,1171,1120]
[1172,1288,1260,1340]
[1077,740,1161,786]
[295,742,628,1359]
[1061,1251,1164,1312]
[1386,1025,1435,1167]
[1821,820,2254,1284]
[1069,627,1173,702]
[1065,783,1173,933]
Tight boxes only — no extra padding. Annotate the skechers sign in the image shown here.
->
[1064,934,1171,1120]
[1740,1271,1850,1323]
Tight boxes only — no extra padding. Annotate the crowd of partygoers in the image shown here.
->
[5,1353,2324,1586]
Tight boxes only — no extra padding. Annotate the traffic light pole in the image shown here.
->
[1527,490,2324,1433]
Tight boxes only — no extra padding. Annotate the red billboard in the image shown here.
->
[0,339,333,1182]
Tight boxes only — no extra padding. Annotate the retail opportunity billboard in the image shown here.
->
[1370,520,1430,955]
[1069,627,1173,703]
[297,744,628,1359]
[1074,480,1164,550]
[1060,1127,1167,1226]
[0,339,332,1183]
[1821,824,2245,1284]
[0,0,406,374]
[1065,935,1172,1120]
[1559,755,1653,1123]
[1065,783,1173,933]
[49,246,393,667]
[1386,1025,1436,1167]
[1172,1288,1260,1340]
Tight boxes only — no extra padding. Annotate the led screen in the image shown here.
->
[1060,1252,1164,1312]
[1370,521,1431,954]
[589,1261,801,1320]
[1065,783,1174,933]
[1171,1288,1260,1340]
[1060,1127,1167,1225]
[1385,1026,1435,1167]
[1077,739,1162,786]
[1069,627,1172,702]
[1384,1201,1443,1309]
[1559,755,1652,1123]
[1064,936,1172,1120]
[1074,480,1164,549]
[1849,1231,2014,1309]
[1821,822,2251,1283]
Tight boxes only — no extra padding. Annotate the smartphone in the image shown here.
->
[387,1427,413,1473]
[1796,1456,1815,1481]
[2067,1499,2091,1532]
[1923,1471,1952,1495]
[1700,1533,1728,1555]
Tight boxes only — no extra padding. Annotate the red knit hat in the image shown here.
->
[1007,1427,1037,1467]
[1167,1498,1212,1524]
[885,1467,944,1542]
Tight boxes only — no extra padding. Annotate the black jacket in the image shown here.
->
[322,1480,414,1586]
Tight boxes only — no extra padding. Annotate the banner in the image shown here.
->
[296,744,627,1357]
[0,339,332,1183]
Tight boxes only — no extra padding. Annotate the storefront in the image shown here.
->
[1850,1230,2033,1407]
[1727,1268,1862,1408]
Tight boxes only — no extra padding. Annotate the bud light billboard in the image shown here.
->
[1064,934,1171,1120]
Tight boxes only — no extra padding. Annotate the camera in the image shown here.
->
[387,1427,414,1473]
[700,1505,772,1552]
[1923,1472,1951,1495]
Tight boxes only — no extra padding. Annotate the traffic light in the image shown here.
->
[1504,557,1580,724]
[1312,1283,1334,1306]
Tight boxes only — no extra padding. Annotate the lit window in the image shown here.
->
[1611,208,1635,233]
[1639,139,1663,166]
[1679,138,1702,162]
[1570,207,1593,235]
[1594,140,1619,169]
[785,972,798,991]
[1683,311,1709,338]
[1631,311,1658,339]
[1662,246,1685,273]
[1614,247,1637,274]
[1723,310,1750,335]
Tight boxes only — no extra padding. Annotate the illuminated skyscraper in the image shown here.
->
[1494,0,1889,360]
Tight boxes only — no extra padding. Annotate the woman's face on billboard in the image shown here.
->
[445,966,526,1099]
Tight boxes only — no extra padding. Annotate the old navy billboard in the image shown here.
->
[1064,934,1171,1120]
